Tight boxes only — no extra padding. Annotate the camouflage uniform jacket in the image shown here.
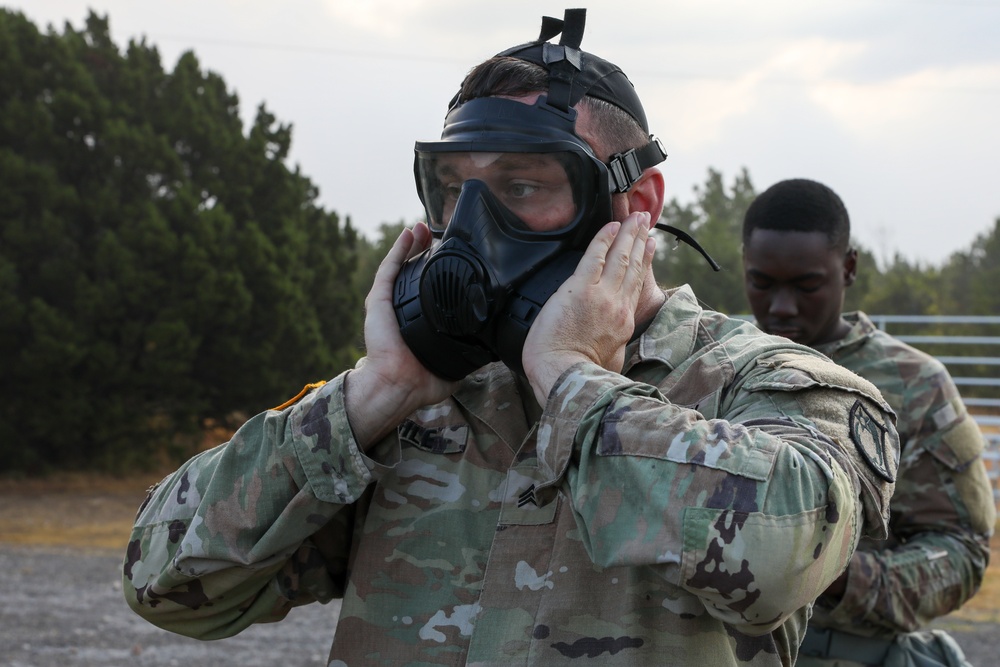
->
[808,311,995,637]
[123,286,899,666]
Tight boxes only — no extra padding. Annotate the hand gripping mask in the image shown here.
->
[393,9,718,381]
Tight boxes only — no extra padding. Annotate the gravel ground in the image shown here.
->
[0,546,339,667]
[927,616,998,666]
[1,544,996,666]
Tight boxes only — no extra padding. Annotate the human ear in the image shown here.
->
[625,168,665,220]
[843,247,858,286]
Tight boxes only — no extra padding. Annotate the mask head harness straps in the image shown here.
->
[448,9,719,271]
[497,9,663,196]
[515,9,720,270]
[539,9,584,116]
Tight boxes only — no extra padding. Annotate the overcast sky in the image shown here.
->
[13,0,1000,266]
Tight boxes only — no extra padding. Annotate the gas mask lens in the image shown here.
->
[417,150,587,234]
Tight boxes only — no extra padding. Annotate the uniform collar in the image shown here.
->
[815,310,878,358]
[624,285,702,373]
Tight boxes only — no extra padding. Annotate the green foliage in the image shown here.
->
[0,10,361,473]
[855,253,940,316]
[353,220,408,298]
[653,168,756,314]
[652,168,998,324]
[343,220,408,354]
[2,8,997,475]
[939,218,1000,316]
[933,219,1000,398]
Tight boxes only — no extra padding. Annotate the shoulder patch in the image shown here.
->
[849,400,896,482]
[747,352,895,415]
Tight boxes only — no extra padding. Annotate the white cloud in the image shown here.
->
[320,0,431,38]
[813,62,1000,137]
[12,0,1000,263]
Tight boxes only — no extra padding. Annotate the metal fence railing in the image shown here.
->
[868,315,1000,505]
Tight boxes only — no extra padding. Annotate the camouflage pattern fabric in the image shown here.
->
[123,287,899,666]
[800,311,995,666]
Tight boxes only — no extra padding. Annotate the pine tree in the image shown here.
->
[653,168,756,314]
[0,10,361,473]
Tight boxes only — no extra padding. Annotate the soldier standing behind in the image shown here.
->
[742,178,995,667]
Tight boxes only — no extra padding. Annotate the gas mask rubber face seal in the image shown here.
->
[394,95,622,381]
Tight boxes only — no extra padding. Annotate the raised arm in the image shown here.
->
[123,223,460,639]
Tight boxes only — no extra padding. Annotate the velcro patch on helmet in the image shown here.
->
[849,400,895,483]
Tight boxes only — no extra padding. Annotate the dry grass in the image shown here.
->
[0,472,166,552]
[0,425,233,551]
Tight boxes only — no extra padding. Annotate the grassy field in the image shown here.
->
[0,472,164,551]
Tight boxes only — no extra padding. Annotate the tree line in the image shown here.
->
[0,10,365,473]
[652,168,1000,319]
[2,10,997,474]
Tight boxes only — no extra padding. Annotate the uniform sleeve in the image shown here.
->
[122,372,392,639]
[823,402,995,633]
[534,361,897,637]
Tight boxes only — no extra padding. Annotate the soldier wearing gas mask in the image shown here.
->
[392,17,712,381]
[124,10,900,666]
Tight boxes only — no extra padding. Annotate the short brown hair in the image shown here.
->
[457,56,649,160]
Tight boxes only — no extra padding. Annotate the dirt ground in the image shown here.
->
[1,474,998,666]
[0,473,337,667]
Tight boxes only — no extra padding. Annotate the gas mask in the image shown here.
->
[393,9,718,381]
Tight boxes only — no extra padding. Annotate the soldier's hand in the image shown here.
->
[345,223,460,449]
[522,211,655,405]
